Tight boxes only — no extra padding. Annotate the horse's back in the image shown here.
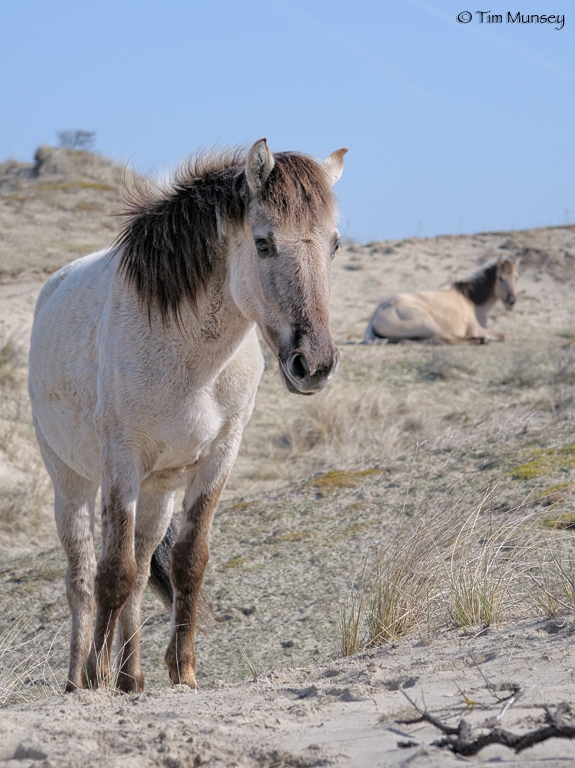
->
[365,289,471,342]
[34,249,112,319]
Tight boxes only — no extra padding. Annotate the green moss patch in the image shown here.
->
[220,556,247,570]
[343,520,376,536]
[37,181,114,192]
[511,444,575,481]
[270,530,311,543]
[227,501,254,512]
[543,513,575,530]
[305,468,383,492]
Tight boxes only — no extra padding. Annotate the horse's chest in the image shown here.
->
[147,395,224,470]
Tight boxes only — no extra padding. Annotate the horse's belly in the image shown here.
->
[141,465,193,492]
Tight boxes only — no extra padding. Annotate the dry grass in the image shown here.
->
[0,617,62,706]
[242,381,436,486]
[0,609,168,707]
[550,345,575,385]
[339,485,566,656]
[527,539,575,618]
[441,493,534,627]
[0,381,51,535]
[0,481,51,536]
[417,347,476,381]
[0,335,24,389]
[0,333,53,538]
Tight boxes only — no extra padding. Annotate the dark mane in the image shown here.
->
[116,148,246,326]
[116,147,335,325]
[453,262,498,306]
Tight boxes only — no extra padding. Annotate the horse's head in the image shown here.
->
[230,139,346,395]
[495,258,519,309]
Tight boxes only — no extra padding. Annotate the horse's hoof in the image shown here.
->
[167,662,198,689]
[173,673,199,690]
[117,670,145,694]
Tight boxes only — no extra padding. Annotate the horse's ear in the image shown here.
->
[246,138,275,195]
[323,148,348,186]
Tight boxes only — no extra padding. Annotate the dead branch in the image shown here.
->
[397,690,575,756]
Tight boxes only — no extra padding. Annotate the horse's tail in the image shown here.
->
[149,520,177,610]
[148,520,211,628]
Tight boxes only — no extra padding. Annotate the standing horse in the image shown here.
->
[29,140,346,692]
[363,258,518,344]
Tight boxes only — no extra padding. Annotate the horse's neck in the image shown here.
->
[475,293,497,326]
[164,267,255,375]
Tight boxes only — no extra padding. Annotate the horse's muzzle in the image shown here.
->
[280,349,340,395]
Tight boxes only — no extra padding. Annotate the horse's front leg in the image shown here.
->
[165,483,224,688]
[116,489,175,693]
[470,331,505,343]
[86,464,139,689]
[165,422,245,688]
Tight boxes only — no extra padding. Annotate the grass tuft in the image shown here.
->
[339,486,540,654]
[0,335,23,389]
[0,617,62,707]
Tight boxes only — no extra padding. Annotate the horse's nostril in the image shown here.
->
[288,353,309,381]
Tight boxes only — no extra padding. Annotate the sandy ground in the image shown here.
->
[1,148,575,765]
[2,618,575,766]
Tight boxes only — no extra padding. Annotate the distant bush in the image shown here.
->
[56,130,96,151]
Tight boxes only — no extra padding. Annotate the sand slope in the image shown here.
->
[1,148,575,765]
[1,618,575,766]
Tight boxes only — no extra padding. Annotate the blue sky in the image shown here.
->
[1,1,572,242]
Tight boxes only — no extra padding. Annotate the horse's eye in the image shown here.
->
[255,239,272,257]
[333,239,342,255]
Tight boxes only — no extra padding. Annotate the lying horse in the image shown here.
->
[363,257,518,344]
[29,140,346,692]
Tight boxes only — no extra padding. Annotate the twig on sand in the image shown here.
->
[397,689,575,756]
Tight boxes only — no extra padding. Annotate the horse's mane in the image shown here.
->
[116,147,335,325]
[452,261,499,306]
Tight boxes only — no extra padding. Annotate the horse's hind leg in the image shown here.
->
[34,429,98,692]
[116,489,174,693]
[85,460,139,689]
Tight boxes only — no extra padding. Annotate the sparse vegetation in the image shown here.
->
[57,130,96,151]
[417,347,475,381]
[0,335,23,389]
[527,543,575,618]
[338,487,542,654]
[441,500,533,628]
[1,147,575,725]
[0,617,62,706]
